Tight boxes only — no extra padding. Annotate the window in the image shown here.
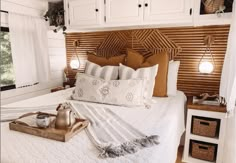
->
[0,27,16,91]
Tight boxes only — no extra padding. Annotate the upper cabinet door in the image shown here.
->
[105,0,144,24]
[193,0,233,26]
[144,0,192,24]
[68,0,103,27]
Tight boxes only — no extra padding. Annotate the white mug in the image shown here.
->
[36,114,50,128]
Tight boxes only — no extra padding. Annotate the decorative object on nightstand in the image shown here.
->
[182,96,227,163]
[193,93,220,105]
[64,67,70,82]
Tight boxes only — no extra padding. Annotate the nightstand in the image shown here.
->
[51,86,64,93]
[182,96,227,163]
[63,81,75,88]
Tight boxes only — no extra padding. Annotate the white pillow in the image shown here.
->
[71,73,145,107]
[119,63,158,102]
[84,61,119,80]
[167,60,180,96]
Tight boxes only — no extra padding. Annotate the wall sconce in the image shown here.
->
[70,40,80,70]
[199,35,215,74]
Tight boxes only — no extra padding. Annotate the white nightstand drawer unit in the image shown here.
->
[183,109,227,163]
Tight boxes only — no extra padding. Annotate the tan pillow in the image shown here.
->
[141,52,169,97]
[126,49,145,69]
[125,49,169,97]
[87,52,126,66]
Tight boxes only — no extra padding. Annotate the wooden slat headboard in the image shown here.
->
[65,25,229,96]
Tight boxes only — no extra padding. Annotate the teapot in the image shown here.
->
[55,103,76,129]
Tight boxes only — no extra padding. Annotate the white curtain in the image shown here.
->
[220,2,236,163]
[9,13,50,88]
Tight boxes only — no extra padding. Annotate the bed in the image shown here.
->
[1,88,186,163]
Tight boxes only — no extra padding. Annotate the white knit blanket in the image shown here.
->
[69,102,159,158]
[1,105,58,122]
[1,102,159,158]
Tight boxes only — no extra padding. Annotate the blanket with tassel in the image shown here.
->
[69,102,159,158]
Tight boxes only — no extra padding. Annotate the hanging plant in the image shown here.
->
[44,1,67,33]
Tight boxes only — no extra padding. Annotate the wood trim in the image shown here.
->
[65,25,230,96]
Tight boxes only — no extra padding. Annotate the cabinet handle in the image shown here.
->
[200,121,210,126]
[95,9,99,12]
[145,3,148,7]
[190,8,192,15]
[138,4,142,8]
[199,146,208,150]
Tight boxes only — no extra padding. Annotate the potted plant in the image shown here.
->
[44,1,66,33]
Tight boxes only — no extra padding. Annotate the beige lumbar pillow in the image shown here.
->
[71,73,145,107]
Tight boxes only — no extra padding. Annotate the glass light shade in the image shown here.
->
[70,57,80,70]
[199,61,214,73]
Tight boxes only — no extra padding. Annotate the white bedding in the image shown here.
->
[1,88,186,163]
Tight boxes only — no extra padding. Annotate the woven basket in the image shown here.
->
[202,0,225,14]
[191,141,216,161]
[192,117,218,137]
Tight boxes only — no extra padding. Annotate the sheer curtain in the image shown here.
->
[220,2,236,163]
[8,13,50,88]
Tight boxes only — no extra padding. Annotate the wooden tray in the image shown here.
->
[9,114,89,142]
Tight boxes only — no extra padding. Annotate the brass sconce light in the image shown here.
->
[70,40,80,70]
[199,35,215,74]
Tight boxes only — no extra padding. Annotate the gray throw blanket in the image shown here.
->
[70,102,159,158]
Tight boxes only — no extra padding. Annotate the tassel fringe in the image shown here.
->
[99,135,159,158]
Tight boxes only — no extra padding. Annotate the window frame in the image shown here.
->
[0,26,16,91]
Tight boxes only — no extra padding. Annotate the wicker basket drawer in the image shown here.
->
[191,140,217,162]
[192,116,219,137]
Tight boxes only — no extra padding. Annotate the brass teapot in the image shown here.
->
[55,103,76,129]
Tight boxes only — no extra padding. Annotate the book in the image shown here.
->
[193,96,220,106]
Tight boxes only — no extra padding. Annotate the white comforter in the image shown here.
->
[1,88,186,163]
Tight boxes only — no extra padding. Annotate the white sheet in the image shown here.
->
[1,88,186,163]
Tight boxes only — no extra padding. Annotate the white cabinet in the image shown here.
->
[144,0,192,24]
[67,0,104,27]
[64,0,234,30]
[105,0,143,24]
[105,0,192,25]
[65,0,193,29]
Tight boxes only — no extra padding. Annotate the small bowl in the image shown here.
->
[36,113,50,128]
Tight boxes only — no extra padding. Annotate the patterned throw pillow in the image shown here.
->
[71,73,145,107]
[119,63,158,103]
[85,61,119,80]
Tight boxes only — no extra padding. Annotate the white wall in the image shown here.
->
[1,0,67,105]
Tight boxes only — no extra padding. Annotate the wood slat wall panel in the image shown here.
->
[65,25,230,96]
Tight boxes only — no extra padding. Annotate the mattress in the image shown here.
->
[1,88,186,163]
